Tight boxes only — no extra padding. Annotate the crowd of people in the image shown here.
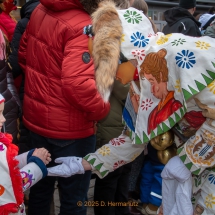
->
[1,0,215,215]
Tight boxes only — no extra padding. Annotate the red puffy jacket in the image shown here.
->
[18,0,110,139]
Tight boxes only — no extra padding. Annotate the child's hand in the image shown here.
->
[158,205,163,215]
[32,148,51,165]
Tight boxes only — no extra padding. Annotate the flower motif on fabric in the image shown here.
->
[111,137,126,146]
[98,145,110,156]
[132,50,145,60]
[205,193,215,208]
[0,184,5,196]
[148,33,158,38]
[0,143,4,151]
[141,98,153,111]
[208,174,215,185]
[195,41,211,50]
[131,32,149,48]
[156,34,171,45]
[123,10,142,24]
[175,80,181,92]
[175,50,196,69]
[208,80,215,94]
[121,34,125,43]
[21,170,35,191]
[171,38,186,46]
[113,160,126,170]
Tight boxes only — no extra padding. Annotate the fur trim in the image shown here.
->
[92,0,122,102]
[0,133,23,215]
[79,0,102,15]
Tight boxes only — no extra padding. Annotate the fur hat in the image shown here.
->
[199,13,215,30]
[179,0,196,9]
[0,94,5,104]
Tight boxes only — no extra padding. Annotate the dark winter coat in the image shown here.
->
[162,7,201,37]
[0,56,20,143]
[8,0,40,80]
[96,80,129,149]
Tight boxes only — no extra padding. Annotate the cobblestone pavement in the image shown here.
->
[54,179,95,215]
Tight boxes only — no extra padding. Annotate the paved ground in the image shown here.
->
[54,179,95,215]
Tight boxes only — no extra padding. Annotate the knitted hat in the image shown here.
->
[199,13,215,30]
[179,0,196,9]
[0,94,5,104]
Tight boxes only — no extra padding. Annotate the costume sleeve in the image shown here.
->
[61,38,110,121]
[20,156,47,192]
[15,149,35,169]
[83,134,145,178]
[178,89,215,175]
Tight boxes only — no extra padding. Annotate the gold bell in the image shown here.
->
[150,130,174,151]
[157,144,177,165]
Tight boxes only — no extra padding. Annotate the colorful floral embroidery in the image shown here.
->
[121,34,125,43]
[208,174,215,185]
[98,145,111,156]
[111,137,126,146]
[113,160,126,170]
[131,32,149,48]
[205,193,215,208]
[141,98,153,111]
[195,41,211,50]
[175,80,181,92]
[175,50,196,69]
[171,38,186,46]
[0,143,4,151]
[208,80,215,94]
[132,50,145,60]
[21,170,34,191]
[157,34,171,45]
[123,10,142,24]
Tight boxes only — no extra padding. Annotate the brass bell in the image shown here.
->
[150,130,174,151]
[157,144,177,165]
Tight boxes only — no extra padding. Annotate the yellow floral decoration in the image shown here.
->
[156,34,172,45]
[98,145,111,156]
[196,41,211,50]
[121,34,125,43]
[175,79,181,92]
[205,193,215,208]
[208,80,215,94]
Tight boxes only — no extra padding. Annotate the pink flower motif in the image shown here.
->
[111,137,126,146]
[148,33,158,38]
[141,98,153,111]
[132,50,145,61]
[113,160,126,170]
[0,144,4,151]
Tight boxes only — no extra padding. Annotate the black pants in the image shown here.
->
[94,163,132,215]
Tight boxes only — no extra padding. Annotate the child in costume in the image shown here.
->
[0,93,51,215]
[48,1,215,215]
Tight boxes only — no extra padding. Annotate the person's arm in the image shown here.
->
[61,38,110,121]
[18,23,29,73]
[19,148,51,192]
[180,20,201,37]
[48,134,145,178]
[8,20,27,78]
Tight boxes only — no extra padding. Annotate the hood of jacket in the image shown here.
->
[40,0,102,14]
[20,0,40,19]
[164,7,201,27]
